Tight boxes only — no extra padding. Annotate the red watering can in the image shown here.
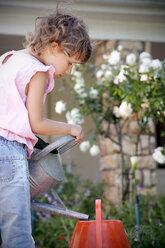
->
[69,199,131,248]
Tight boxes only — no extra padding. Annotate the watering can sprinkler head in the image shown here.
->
[28,135,89,220]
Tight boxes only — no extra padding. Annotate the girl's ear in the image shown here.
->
[51,42,58,48]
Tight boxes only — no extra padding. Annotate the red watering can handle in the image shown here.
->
[95,199,103,248]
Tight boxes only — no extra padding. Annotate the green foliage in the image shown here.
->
[34,165,165,248]
[105,194,165,248]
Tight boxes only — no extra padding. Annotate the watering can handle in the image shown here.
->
[33,135,77,161]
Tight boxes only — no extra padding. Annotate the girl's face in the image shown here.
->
[41,42,79,78]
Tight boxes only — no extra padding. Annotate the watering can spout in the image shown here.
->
[31,201,89,220]
[28,135,89,220]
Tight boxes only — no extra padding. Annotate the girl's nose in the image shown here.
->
[65,67,72,75]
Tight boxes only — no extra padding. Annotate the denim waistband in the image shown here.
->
[0,136,25,148]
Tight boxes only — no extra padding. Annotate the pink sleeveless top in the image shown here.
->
[0,50,55,158]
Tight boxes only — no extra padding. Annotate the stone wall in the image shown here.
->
[95,40,151,65]
[99,119,157,203]
[95,40,157,203]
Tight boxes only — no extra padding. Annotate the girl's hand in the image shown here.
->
[68,124,84,142]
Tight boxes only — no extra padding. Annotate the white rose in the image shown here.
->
[55,101,66,114]
[89,88,99,99]
[74,82,85,95]
[139,51,151,62]
[114,69,126,84]
[96,70,104,79]
[79,91,88,104]
[119,101,133,119]
[151,59,162,70]
[113,102,132,119]
[72,70,82,78]
[66,108,84,125]
[113,106,121,118]
[121,65,129,71]
[141,58,152,66]
[66,112,74,124]
[117,45,123,51]
[89,145,100,156]
[139,63,150,73]
[152,147,165,164]
[140,74,148,81]
[81,92,87,98]
[114,76,120,85]
[105,70,112,79]
[101,64,107,70]
[108,50,120,65]
[80,141,90,152]
[75,77,85,85]
[126,53,136,66]
[102,54,109,60]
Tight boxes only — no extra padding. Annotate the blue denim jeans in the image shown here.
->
[0,137,35,248]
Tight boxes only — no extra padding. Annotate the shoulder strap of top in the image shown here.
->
[0,51,15,65]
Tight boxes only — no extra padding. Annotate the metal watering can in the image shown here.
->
[28,135,89,220]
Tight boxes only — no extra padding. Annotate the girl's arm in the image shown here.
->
[26,71,84,142]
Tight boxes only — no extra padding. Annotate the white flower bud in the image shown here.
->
[89,88,99,99]
[89,145,100,156]
[103,54,109,60]
[101,64,107,70]
[55,101,66,114]
[96,70,104,79]
[130,156,138,170]
[117,45,123,51]
[80,141,90,152]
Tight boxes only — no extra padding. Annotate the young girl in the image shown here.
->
[0,9,92,248]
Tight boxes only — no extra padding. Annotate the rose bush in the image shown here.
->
[55,48,165,199]
[62,49,165,140]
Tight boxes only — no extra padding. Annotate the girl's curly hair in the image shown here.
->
[24,10,93,63]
